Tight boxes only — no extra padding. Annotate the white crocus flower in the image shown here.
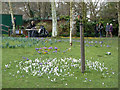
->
[5,64,9,68]
[17,70,20,74]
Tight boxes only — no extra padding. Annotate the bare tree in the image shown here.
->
[51,1,58,37]
[8,1,15,35]
[87,0,105,22]
[24,2,34,18]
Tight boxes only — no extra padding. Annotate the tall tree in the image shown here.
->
[51,0,58,37]
[70,1,73,46]
[87,0,105,22]
[37,2,41,18]
[8,1,15,35]
[24,2,34,18]
[118,1,120,37]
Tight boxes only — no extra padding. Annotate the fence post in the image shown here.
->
[8,27,10,36]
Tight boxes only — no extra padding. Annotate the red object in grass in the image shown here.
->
[26,36,28,38]
[78,15,80,20]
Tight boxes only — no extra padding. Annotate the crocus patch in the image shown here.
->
[4,57,115,83]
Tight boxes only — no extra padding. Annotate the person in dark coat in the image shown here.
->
[105,23,110,37]
[95,24,99,37]
[29,21,36,29]
[14,17,16,28]
[98,23,103,37]
[109,24,113,38]
[28,21,36,37]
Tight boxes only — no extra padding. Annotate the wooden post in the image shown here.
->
[80,1,85,73]
[80,20,85,73]
[8,27,10,36]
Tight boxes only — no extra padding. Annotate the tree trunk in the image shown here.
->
[72,2,76,36]
[27,2,34,18]
[51,1,57,37]
[9,1,15,36]
[37,2,41,18]
[118,2,120,37]
[70,1,73,46]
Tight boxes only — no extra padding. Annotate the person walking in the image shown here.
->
[105,23,110,37]
[109,24,113,38]
[98,23,103,37]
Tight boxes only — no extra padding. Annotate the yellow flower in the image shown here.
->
[44,52,47,54]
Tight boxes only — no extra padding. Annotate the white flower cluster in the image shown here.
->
[86,60,108,72]
[5,57,115,83]
[15,58,81,78]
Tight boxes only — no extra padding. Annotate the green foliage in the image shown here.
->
[59,33,70,37]
[60,15,70,20]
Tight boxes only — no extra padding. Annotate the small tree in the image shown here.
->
[70,1,73,46]
[51,0,58,37]
[9,1,15,36]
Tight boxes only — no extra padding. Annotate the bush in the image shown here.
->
[60,15,70,20]
[60,33,70,37]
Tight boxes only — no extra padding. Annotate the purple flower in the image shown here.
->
[100,45,102,47]
[89,80,91,82]
[57,40,61,42]
[22,75,24,77]
[45,62,47,64]
[27,58,29,60]
[95,41,97,43]
[45,51,48,53]
[35,48,39,51]
[106,45,110,47]
[99,41,103,44]
[48,47,53,49]
[53,51,55,53]
[39,63,42,65]
[63,51,65,53]
[71,65,74,67]
[44,47,47,49]
[86,44,89,47]
[38,51,41,54]
[54,47,58,50]
[39,48,42,50]
[55,50,57,53]
[22,57,26,59]
[85,78,87,80]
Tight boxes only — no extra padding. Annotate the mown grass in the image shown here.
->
[2,37,118,88]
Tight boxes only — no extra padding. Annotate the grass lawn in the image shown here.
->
[2,37,118,88]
